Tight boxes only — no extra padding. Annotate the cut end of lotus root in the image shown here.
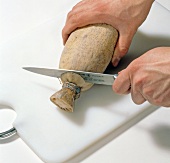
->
[50,82,81,112]
[50,72,92,112]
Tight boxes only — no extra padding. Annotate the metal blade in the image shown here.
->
[23,67,117,85]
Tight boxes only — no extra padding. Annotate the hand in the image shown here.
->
[113,47,170,107]
[62,0,154,66]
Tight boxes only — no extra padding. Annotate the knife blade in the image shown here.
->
[23,67,118,85]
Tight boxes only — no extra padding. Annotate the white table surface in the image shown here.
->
[1,0,170,163]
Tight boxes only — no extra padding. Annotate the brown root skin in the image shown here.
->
[59,24,118,74]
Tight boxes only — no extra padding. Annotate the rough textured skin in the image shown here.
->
[59,23,118,91]
[51,24,118,112]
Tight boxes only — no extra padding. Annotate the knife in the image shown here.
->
[23,67,118,85]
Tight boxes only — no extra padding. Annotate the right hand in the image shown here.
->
[62,0,154,66]
[113,47,170,107]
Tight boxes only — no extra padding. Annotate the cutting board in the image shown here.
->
[0,2,170,163]
[156,0,170,11]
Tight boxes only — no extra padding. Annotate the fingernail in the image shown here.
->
[112,57,120,67]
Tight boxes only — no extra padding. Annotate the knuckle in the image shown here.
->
[70,14,80,24]
[67,10,79,22]
[152,96,164,106]
[119,46,129,56]
[134,78,143,87]
[143,88,165,106]
[143,88,154,97]
[128,61,139,73]
[133,75,147,88]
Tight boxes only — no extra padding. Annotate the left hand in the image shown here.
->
[112,47,170,107]
[62,0,154,66]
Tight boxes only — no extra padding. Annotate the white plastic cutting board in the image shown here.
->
[156,0,170,11]
[0,2,170,163]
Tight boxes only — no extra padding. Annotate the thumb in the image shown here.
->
[112,32,134,67]
[112,69,131,94]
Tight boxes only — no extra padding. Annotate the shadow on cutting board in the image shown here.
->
[105,30,170,74]
[150,124,170,150]
[57,84,123,125]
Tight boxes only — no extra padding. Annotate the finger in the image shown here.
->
[112,31,134,67]
[131,88,146,104]
[62,11,99,45]
[62,0,93,44]
[112,69,131,94]
[62,12,80,44]
[62,24,76,45]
